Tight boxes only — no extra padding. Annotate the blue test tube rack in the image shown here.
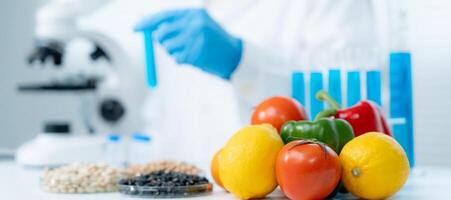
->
[291,53,415,167]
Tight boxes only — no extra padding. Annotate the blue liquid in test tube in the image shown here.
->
[310,72,324,119]
[144,30,157,89]
[328,69,342,107]
[367,70,382,105]
[390,52,414,167]
[291,72,306,106]
[347,71,361,107]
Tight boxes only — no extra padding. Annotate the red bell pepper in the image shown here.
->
[315,91,392,137]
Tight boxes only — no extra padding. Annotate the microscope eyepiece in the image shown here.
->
[90,45,111,62]
[27,41,64,66]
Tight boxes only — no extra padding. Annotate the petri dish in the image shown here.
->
[118,183,213,198]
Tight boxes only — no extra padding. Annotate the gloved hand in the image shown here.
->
[134,9,243,80]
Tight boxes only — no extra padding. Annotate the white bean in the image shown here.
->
[41,163,124,194]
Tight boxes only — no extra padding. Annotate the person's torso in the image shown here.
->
[80,0,381,171]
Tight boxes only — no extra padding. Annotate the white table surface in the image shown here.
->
[1,160,451,200]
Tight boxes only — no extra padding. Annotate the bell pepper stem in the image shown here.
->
[316,90,341,110]
[315,90,341,120]
[314,108,338,121]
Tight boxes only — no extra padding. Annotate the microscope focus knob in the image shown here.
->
[99,98,125,124]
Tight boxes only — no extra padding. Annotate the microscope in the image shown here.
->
[16,0,148,167]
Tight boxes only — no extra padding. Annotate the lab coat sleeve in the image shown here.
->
[230,41,294,107]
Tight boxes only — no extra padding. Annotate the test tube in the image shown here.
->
[347,71,361,107]
[291,72,306,106]
[389,52,414,167]
[310,72,324,119]
[129,133,153,164]
[366,70,382,105]
[328,69,342,107]
[143,30,157,89]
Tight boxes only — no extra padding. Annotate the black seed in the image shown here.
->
[136,180,146,186]
[118,179,128,185]
[139,175,147,179]
[119,170,211,197]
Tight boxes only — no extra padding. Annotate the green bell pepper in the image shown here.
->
[280,113,354,153]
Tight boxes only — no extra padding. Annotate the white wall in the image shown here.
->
[407,0,451,167]
[1,0,451,167]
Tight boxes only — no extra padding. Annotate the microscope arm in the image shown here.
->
[36,0,113,41]
[74,0,112,16]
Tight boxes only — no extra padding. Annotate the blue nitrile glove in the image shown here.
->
[134,9,243,80]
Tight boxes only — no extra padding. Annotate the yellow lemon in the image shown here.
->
[219,124,283,199]
[210,149,225,189]
[340,132,410,199]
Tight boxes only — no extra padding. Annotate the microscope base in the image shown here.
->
[15,134,105,168]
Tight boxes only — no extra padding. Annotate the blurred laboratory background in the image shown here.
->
[0,0,451,169]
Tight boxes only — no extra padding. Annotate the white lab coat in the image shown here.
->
[82,0,384,172]
[153,0,381,172]
[208,0,379,121]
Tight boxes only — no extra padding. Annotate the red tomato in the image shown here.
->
[251,96,308,132]
[276,140,341,200]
